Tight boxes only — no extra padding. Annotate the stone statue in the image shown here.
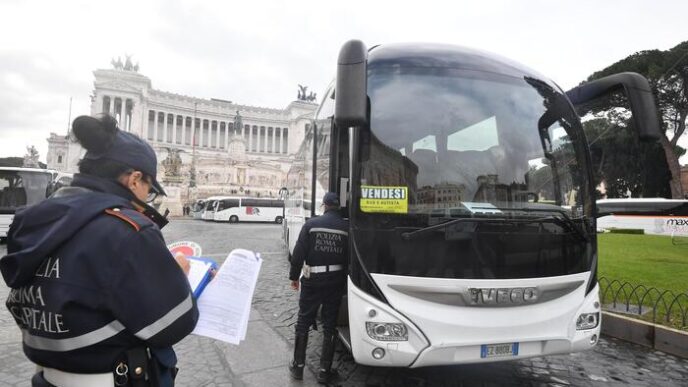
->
[111,55,138,72]
[297,85,308,101]
[124,55,134,71]
[297,85,317,102]
[233,111,243,132]
[162,148,184,182]
[23,146,40,168]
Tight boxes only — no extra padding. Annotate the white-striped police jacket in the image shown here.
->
[289,209,349,281]
[0,177,198,374]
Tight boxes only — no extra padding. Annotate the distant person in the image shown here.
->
[288,192,348,384]
[0,114,197,387]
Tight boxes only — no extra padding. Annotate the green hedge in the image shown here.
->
[607,228,645,235]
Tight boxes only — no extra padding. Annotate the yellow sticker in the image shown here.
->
[360,186,408,214]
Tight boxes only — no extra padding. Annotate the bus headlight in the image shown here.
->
[576,312,599,330]
[365,322,408,341]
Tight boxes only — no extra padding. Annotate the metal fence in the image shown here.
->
[599,277,688,330]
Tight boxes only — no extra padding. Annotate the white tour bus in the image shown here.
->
[284,41,663,367]
[597,198,688,236]
[191,199,206,219]
[200,196,223,221]
[213,196,284,223]
[1,167,61,241]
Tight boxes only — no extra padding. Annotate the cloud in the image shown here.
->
[1,0,687,164]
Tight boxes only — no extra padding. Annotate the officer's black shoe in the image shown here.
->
[317,333,338,384]
[316,366,339,384]
[289,359,305,380]
[290,333,308,380]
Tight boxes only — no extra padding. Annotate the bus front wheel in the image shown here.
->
[275,216,283,224]
[229,215,239,223]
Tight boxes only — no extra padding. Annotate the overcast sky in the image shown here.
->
[1,0,686,164]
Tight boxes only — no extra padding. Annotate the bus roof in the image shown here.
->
[0,167,56,173]
[367,43,555,89]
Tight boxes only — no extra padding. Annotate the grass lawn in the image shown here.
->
[597,233,688,294]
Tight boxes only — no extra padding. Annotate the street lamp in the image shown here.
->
[279,186,288,237]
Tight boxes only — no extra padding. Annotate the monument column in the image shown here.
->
[198,119,203,147]
[153,110,159,142]
[163,112,169,143]
[215,121,220,148]
[226,122,231,149]
[248,125,253,152]
[279,128,284,154]
[120,98,127,130]
[255,127,260,153]
[181,115,186,145]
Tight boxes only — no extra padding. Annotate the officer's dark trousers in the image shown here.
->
[295,273,346,336]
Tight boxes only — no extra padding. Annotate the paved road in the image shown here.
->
[1,219,687,386]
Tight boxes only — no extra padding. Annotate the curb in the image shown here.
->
[601,311,688,358]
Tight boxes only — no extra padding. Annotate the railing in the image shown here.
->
[598,277,688,331]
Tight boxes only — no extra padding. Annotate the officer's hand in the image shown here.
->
[290,280,299,291]
[174,252,191,276]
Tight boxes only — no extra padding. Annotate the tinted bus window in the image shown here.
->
[0,169,53,213]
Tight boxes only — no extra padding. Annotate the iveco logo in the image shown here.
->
[468,287,539,305]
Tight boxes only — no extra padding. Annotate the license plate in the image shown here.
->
[480,342,519,358]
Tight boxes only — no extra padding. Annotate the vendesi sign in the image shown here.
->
[360,186,408,214]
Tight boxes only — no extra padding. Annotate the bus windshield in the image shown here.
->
[0,169,54,214]
[354,66,594,279]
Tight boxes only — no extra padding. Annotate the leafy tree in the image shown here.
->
[583,41,688,198]
[584,117,673,198]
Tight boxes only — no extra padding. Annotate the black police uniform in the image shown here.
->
[0,174,198,387]
[288,207,348,382]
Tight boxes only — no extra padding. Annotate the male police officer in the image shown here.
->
[288,192,348,384]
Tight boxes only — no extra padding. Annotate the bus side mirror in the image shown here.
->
[335,39,368,128]
[565,72,660,142]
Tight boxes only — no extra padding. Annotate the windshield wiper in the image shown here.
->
[485,206,589,242]
[401,217,538,240]
[400,212,589,242]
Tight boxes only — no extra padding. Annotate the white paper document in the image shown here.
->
[186,258,215,297]
[192,249,262,345]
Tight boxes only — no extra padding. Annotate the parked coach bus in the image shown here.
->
[213,196,284,223]
[597,198,688,244]
[0,167,60,241]
[201,196,223,221]
[284,40,663,367]
[191,199,206,219]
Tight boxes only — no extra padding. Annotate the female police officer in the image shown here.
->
[0,114,198,387]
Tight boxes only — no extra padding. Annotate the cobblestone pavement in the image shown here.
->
[1,219,688,386]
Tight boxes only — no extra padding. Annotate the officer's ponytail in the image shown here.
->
[73,114,133,178]
[72,114,119,154]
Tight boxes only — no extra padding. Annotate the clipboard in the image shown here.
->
[186,256,217,298]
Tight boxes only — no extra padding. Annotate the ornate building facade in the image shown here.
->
[47,62,317,215]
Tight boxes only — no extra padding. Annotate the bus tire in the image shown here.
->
[229,215,239,223]
[275,216,283,224]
